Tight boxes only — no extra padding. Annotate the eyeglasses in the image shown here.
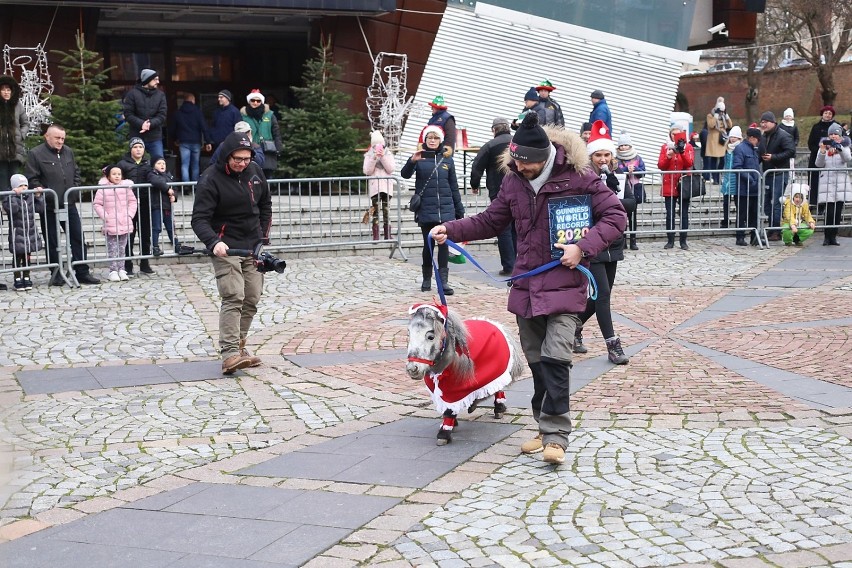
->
[229,156,252,164]
[249,99,262,103]
[425,135,441,140]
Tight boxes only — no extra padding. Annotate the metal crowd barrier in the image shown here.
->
[0,188,65,287]
[10,164,850,288]
[61,176,408,286]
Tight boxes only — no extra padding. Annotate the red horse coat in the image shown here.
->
[423,319,515,415]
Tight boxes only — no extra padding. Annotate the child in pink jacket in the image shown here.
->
[95,165,138,282]
[363,130,396,240]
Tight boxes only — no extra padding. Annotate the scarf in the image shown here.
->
[616,146,637,160]
[782,119,795,127]
[727,139,742,152]
[245,103,265,121]
[528,144,557,194]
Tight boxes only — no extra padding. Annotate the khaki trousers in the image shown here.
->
[211,255,263,358]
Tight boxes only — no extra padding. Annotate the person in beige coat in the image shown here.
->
[362,130,396,240]
[705,97,733,184]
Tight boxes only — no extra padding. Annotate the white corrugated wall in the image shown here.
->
[399,3,695,180]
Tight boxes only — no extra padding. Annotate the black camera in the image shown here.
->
[823,138,843,152]
[675,139,687,154]
[255,251,287,274]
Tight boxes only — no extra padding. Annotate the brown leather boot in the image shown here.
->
[222,353,253,375]
[239,339,262,368]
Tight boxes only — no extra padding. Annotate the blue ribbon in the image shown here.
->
[427,235,598,306]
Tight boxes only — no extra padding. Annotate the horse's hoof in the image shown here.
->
[494,402,507,419]
[436,438,449,446]
[436,429,452,445]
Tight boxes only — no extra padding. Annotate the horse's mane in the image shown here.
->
[444,307,475,383]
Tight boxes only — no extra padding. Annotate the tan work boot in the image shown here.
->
[542,443,565,464]
[239,339,262,368]
[521,433,544,454]
[222,353,253,375]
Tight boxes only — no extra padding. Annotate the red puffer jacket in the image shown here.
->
[657,142,695,197]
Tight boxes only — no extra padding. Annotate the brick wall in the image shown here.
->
[679,62,852,122]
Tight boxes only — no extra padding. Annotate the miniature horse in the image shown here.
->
[406,302,524,445]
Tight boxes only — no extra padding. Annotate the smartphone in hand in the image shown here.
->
[420,150,437,160]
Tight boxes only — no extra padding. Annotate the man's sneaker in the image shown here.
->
[542,443,565,464]
[521,433,544,454]
[118,270,129,281]
[108,271,121,282]
[23,278,33,290]
[222,353,253,375]
[14,278,26,291]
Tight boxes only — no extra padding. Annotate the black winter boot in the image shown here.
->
[140,259,155,274]
[438,267,454,296]
[421,266,432,292]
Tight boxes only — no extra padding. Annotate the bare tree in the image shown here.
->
[776,0,852,106]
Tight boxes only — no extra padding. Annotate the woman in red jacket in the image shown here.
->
[657,124,695,250]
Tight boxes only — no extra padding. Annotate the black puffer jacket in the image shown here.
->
[191,132,272,251]
[24,142,81,209]
[470,132,512,199]
[591,170,635,263]
[147,168,174,212]
[2,191,44,254]
[761,126,796,172]
[400,150,464,225]
[118,153,152,206]
[123,84,167,144]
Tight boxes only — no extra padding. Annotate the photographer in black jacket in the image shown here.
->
[192,132,272,374]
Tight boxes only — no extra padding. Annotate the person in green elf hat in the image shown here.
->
[535,79,564,127]
[426,94,456,156]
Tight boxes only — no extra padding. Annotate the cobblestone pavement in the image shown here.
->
[1,236,852,567]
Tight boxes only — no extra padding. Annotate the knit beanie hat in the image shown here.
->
[616,131,632,147]
[419,124,445,144]
[370,130,385,146]
[760,111,776,124]
[140,69,158,85]
[234,121,251,133]
[581,122,592,133]
[536,79,555,92]
[716,102,726,112]
[509,112,550,162]
[129,137,145,150]
[218,89,233,101]
[728,126,743,140]
[151,155,166,166]
[524,87,539,101]
[746,126,762,139]
[586,120,616,155]
[828,123,843,136]
[10,173,28,188]
[428,94,448,110]
[247,89,265,104]
[783,108,794,119]
[590,89,605,100]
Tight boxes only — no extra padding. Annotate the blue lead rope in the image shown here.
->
[427,235,598,306]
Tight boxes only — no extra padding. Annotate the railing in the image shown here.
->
[4,165,850,288]
[0,188,65,286]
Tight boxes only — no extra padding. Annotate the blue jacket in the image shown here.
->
[170,101,211,145]
[720,150,737,196]
[400,154,464,225]
[732,141,760,196]
[210,104,242,146]
[589,99,612,133]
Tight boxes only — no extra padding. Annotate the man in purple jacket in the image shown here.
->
[430,113,626,465]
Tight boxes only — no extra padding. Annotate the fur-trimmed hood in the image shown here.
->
[498,125,590,175]
[0,75,21,105]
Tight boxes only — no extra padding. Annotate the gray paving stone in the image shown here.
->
[259,491,400,528]
[158,484,304,518]
[50,508,300,557]
[0,538,183,568]
[166,555,286,567]
[239,452,368,479]
[248,525,352,566]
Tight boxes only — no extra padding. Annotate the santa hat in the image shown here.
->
[247,89,265,104]
[370,130,385,146]
[419,124,445,144]
[586,120,615,155]
[428,94,448,110]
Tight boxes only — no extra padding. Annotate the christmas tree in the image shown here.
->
[50,31,123,185]
[279,36,364,180]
